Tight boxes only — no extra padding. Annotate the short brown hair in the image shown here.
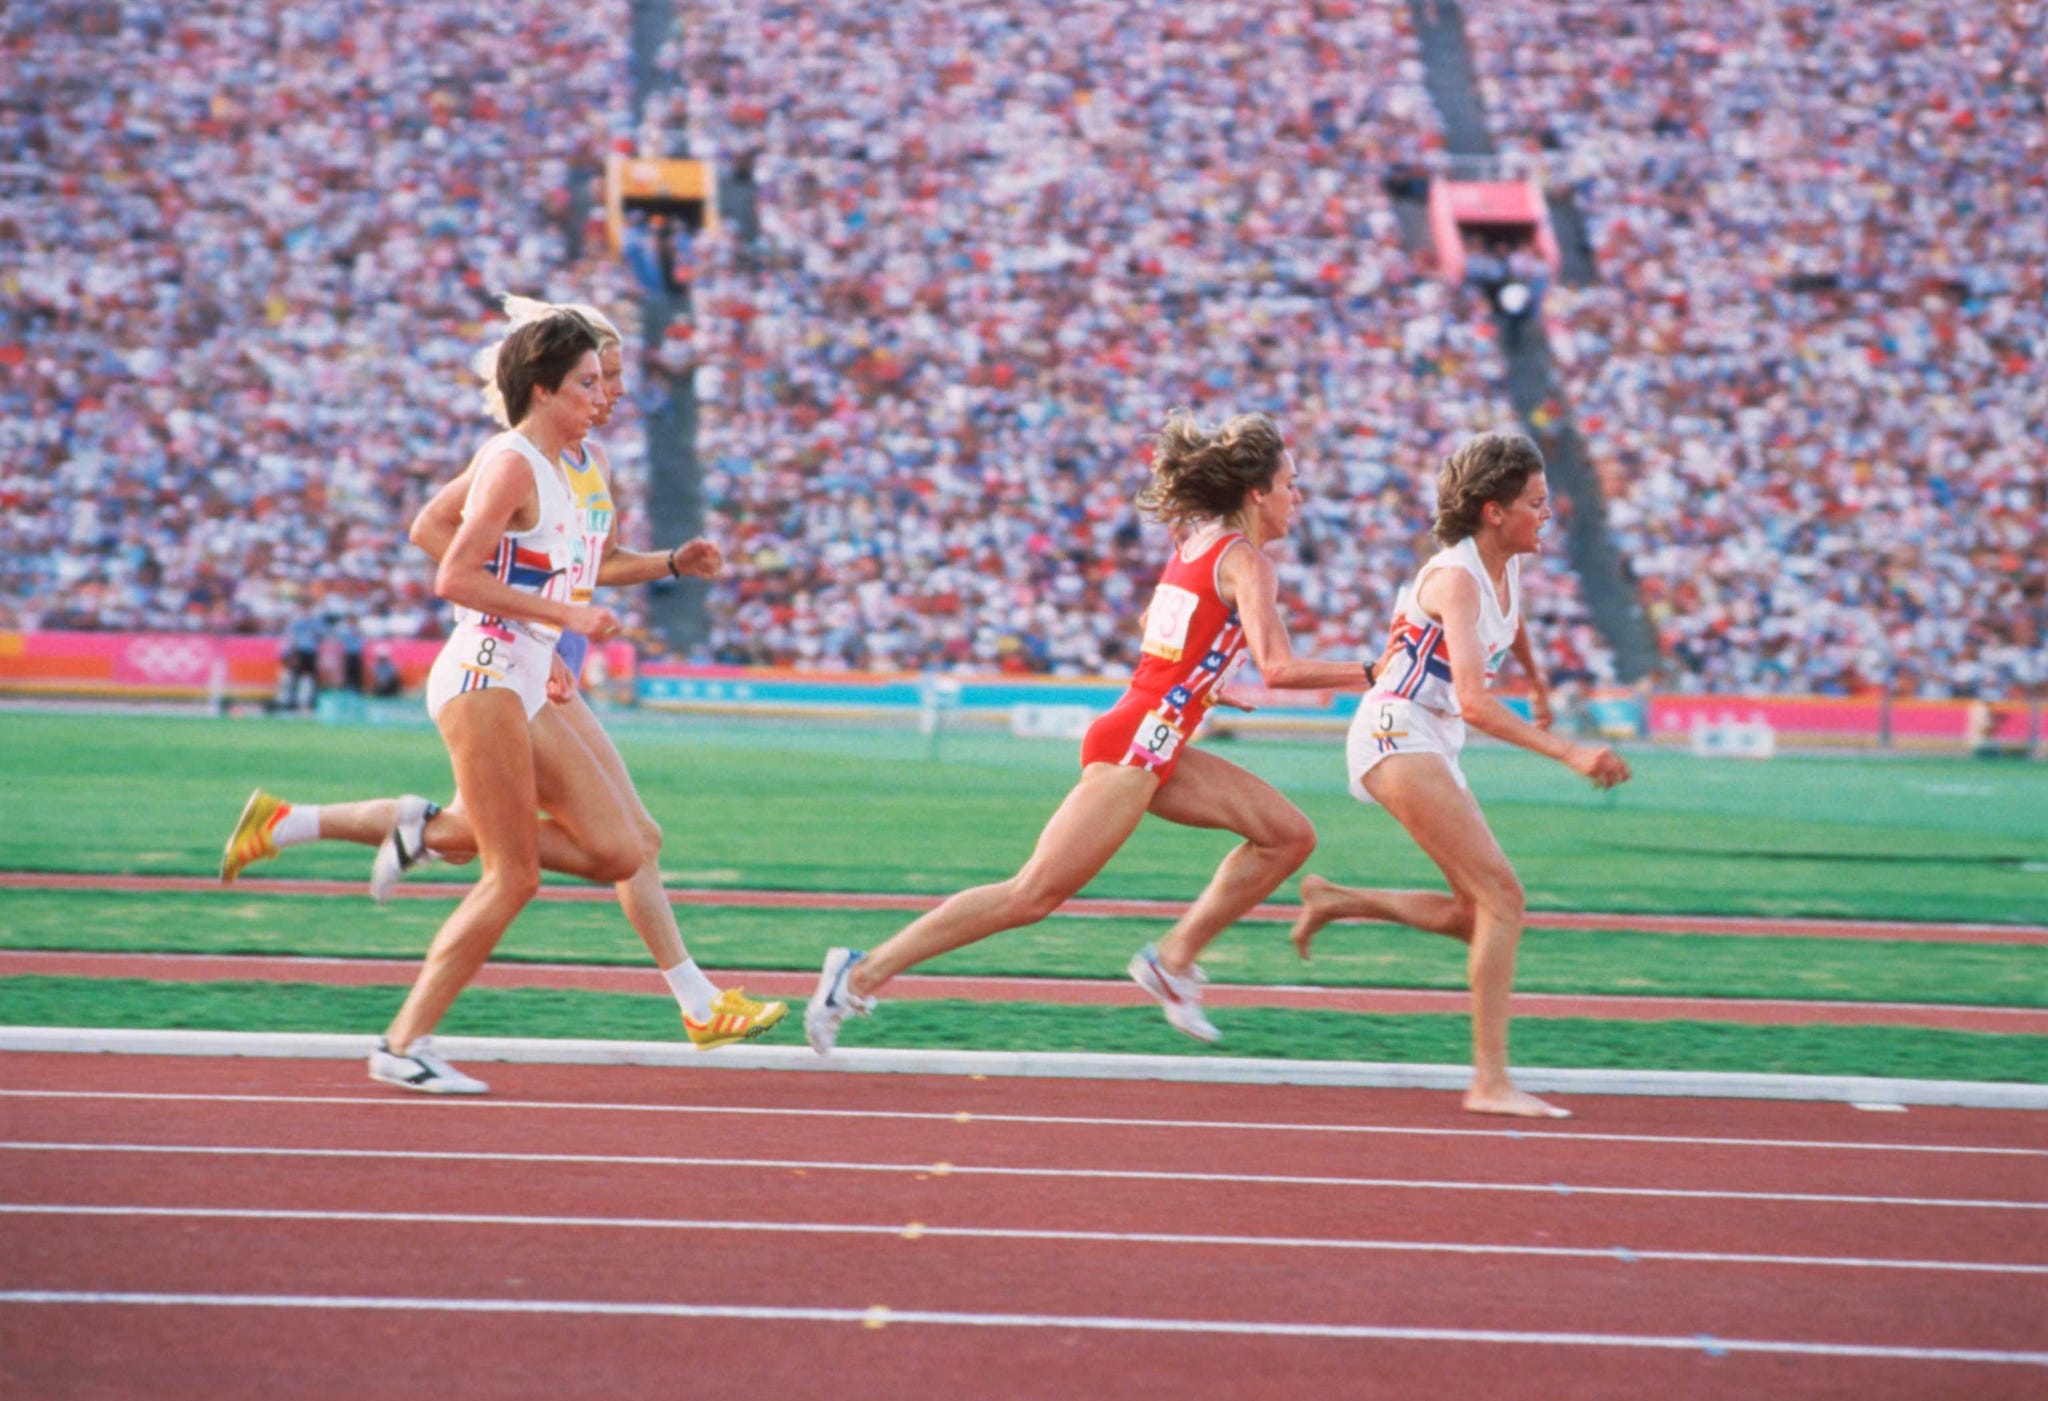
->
[1433,432,1545,544]
[1136,409,1287,529]
[495,313,601,426]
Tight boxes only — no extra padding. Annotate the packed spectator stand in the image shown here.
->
[2,2,645,642]
[1464,0,2045,698]
[5,0,2038,700]
[670,0,1605,682]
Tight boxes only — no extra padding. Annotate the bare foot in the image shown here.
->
[1288,874,1339,960]
[1463,1085,1572,1119]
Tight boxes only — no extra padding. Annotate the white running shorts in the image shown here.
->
[1345,693,1469,805]
[425,622,554,722]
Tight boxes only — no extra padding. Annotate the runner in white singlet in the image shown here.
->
[1292,433,1631,1121]
[1344,534,1523,803]
[422,430,579,721]
[218,297,783,1058]
[372,311,623,1092]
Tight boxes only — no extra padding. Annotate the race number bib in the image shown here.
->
[1128,709,1185,768]
[1364,696,1411,742]
[1140,583,1200,663]
[461,629,509,682]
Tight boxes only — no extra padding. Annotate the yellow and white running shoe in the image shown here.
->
[219,788,287,884]
[685,988,789,1050]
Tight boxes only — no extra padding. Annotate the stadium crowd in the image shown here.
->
[668,0,1610,683]
[1,0,647,643]
[1465,0,2045,697]
[6,0,2035,700]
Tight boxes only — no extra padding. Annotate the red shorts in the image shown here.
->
[1079,694,1200,783]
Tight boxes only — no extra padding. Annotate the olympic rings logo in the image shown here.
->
[124,637,218,682]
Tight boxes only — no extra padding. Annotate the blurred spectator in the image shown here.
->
[332,614,365,693]
[281,610,323,711]
[369,645,404,699]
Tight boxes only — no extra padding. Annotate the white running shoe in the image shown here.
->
[1128,943,1220,1043]
[368,1035,489,1094]
[369,795,440,905]
[804,947,877,1055]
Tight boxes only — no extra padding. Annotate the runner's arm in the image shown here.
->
[433,450,620,641]
[1428,570,1622,784]
[408,468,472,565]
[1508,619,1554,730]
[581,444,725,585]
[1219,541,1386,692]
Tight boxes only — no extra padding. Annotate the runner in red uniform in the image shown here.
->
[806,410,1394,1050]
[1076,528,1251,784]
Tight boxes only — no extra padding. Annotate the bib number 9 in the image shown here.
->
[1130,709,1185,767]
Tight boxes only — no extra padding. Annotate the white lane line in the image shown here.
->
[5,1203,2042,1276]
[3,1089,2039,1158]
[1,1291,2043,1365]
[11,1030,2045,1109]
[4,1141,2041,1211]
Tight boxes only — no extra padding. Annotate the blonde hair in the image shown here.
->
[1433,432,1545,544]
[1135,409,1287,529]
[476,294,624,427]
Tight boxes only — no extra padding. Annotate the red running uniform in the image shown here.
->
[1080,530,1250,782]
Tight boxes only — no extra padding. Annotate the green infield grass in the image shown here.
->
[3,709,2045,923]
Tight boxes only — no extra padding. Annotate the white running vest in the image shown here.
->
[450,430,580,646]
[1378,536,1521,717]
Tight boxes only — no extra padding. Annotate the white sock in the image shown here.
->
[272,805,321,848]
[663,960,719,1023]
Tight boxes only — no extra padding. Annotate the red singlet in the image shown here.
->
[1079,530,1250,781]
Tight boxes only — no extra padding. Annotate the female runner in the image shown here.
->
[805,410,1392,1052]
[1289,431,1631,1119]
[367,311,621,1092]
[220,298,783,1057]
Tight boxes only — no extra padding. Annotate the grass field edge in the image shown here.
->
[6,1026,2046,1110]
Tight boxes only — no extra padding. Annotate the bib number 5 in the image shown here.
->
[1368,697,1410,741]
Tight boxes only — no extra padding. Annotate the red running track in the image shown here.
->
[2,1053,2045,1399]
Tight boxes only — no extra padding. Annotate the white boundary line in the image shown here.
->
[6,1141,2042,1211]
[2,1291,2043,1365]
[4,1026,2046,1110]
[6,1203,2042,1276]
[6,1088,2039,1157]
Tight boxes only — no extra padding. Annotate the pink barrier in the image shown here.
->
[1649,693,2035,747]
[0,630,633,700]
[1650,694,1884,740]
